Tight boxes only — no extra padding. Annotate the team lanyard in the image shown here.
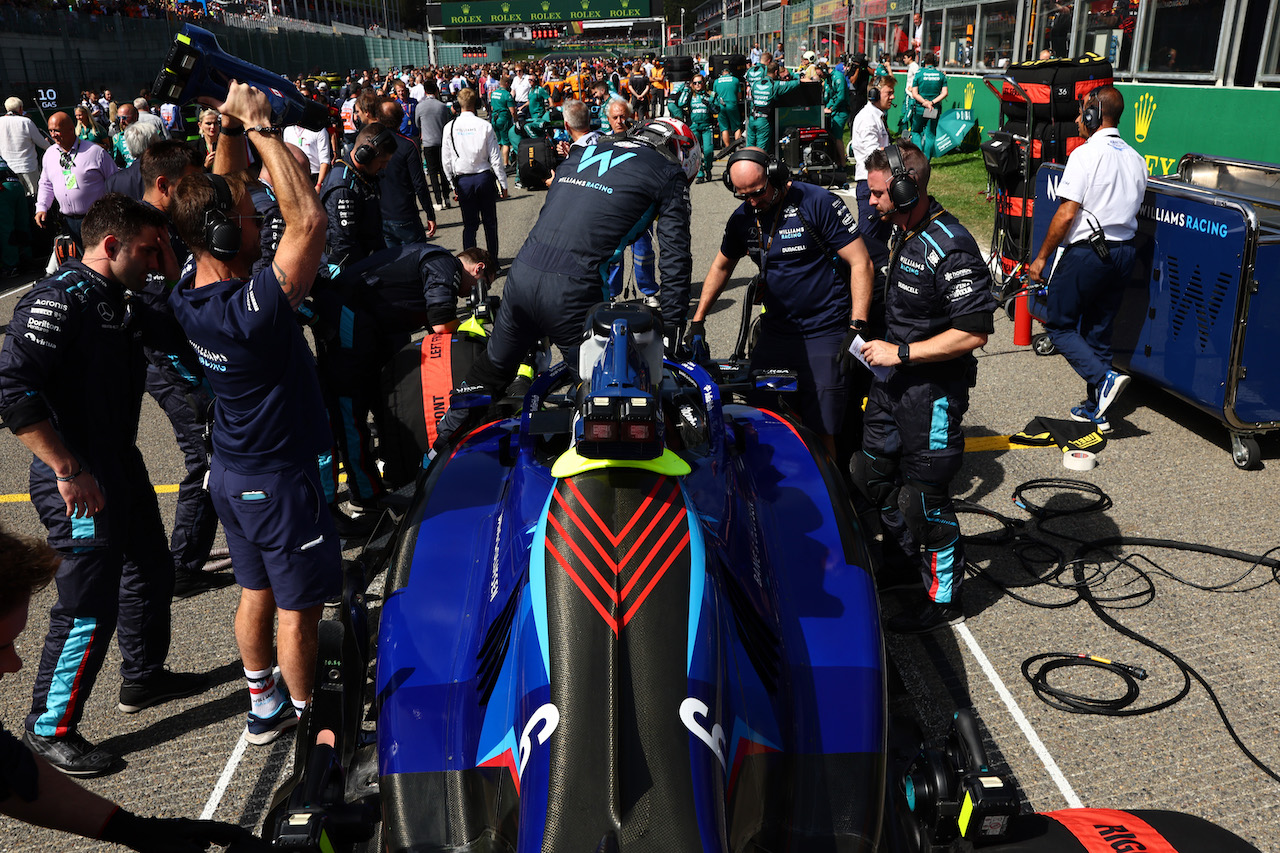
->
[754,190,787,286]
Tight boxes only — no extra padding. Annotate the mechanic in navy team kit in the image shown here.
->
[433,118,699,452]
[314,243,493,513]
[168,81,339,746]
[319,122,397,270]
[0,526,257,850]
[858,142,996,633]
[0,194,211,777]
[690,147,875,459]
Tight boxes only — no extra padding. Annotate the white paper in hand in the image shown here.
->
[849,334,891,381]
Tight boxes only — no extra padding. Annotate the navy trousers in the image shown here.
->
[456,172,499,261]
[1042,241,1137,398]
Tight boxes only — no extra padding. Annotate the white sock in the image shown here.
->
[245,667,284,717]
[291,696,308,718]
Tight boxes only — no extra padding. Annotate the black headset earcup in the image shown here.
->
[885,144,919,212]
[204,174,241,261]
[353,143,372,165]
[868,87,880,103]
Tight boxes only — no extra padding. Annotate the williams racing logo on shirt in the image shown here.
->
[577,144,637,179]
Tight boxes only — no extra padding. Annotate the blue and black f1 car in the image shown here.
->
[265,302,1261,853]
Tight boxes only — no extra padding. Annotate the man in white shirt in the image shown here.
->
[1029,86,1148,432]
[408,72,426,102]
[0,98,50,197]
[442,88,506,264]
[284,124,333,191]
[848,74,896,273]
[511,66,532,112]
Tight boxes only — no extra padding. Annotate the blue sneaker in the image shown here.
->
[1070,402,1111,433]
[1094,369,1131,417]
[245,700,298,745]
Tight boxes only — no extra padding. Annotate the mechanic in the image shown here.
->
[376,99,437,246]
[691,147,874,458]
[908,51,947,159]
[0,194,206,777]
[488,75,518,173]
[0,526,257,851]
[848,74,898,282]
[858,141,996,633]
[135,141,233,599]
[680,75,718,184]
[1028,86,1146,433]
[319,121,396,271]
[247,141,309,274]
[712,63,744,152]
[744,60,800,156]
[817,58,852,166]
[312,241,491,523]
[443,88,506,267]
[527,76,552,135]
[899,49,920,138]
[168,82,339,746]
[433,118,698,453]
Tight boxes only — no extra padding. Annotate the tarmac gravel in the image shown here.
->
[3,167,1280,851]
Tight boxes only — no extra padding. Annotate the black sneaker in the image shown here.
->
[23,730,118,777]
[118,669,209,713]
[886,601,965,634]
[173,568,235,599]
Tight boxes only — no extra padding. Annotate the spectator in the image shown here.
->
[442,88,505,267]
[102,122,161,201]
[283,121,333,191]
[36,112,118,247]
[376,98,436,245]
[111,103,139,167]
[132,97,169,140]
[192,108,220,170]
[415,77,452,209]
[0,98,51,197]
[0,193,205,776]
[73,107,106,148]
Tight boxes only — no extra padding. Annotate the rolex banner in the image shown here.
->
[442,0,651,26]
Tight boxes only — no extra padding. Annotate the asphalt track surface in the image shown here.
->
[3,172,1280,851]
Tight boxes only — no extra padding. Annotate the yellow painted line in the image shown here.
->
[2,473,351,505]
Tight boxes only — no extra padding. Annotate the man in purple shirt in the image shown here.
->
[35,112,117,248]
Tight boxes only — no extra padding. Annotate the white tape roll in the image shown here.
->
[1062,450,1097,471]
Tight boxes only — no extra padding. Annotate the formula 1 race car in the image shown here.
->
[265,302,1261,853]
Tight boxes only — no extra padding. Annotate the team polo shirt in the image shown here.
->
[720,181,862,335]
[170,266,330,473]
[913,66,947,102]
[1055,127,1148,243]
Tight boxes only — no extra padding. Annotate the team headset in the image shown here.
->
[204,173,241,261]
[1080,88,1103,134]
[721,147,789,195]
[883,144,920,213]
[352,127,395,166]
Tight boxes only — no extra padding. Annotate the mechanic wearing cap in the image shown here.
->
[433,118,698,452]
[319,122,396,271]
[0,193,207,777]
[712,63,744,153]
[0,527,255,849]
[745,60,800,156]
[168,82,339,746]
[857,141,996,634]
[691,147,874,458]
[1028,86,1146,433]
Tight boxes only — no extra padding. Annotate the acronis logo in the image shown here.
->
[577,145,636,177]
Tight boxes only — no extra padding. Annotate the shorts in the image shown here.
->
[718,107,741,134]
[209,457,341,611]
[749,327,849,436]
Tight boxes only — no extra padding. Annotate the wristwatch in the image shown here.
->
[898,343,911,364]
[850,318,868,332]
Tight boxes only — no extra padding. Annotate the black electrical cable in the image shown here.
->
[958,478,1280,784]
[1022,653,1149,715]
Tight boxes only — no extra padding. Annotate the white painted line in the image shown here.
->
[1,282,35,300]
[200,733,249,820]
[953,622,1084,809]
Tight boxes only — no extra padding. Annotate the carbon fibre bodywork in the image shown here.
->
[374,356,888,853]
